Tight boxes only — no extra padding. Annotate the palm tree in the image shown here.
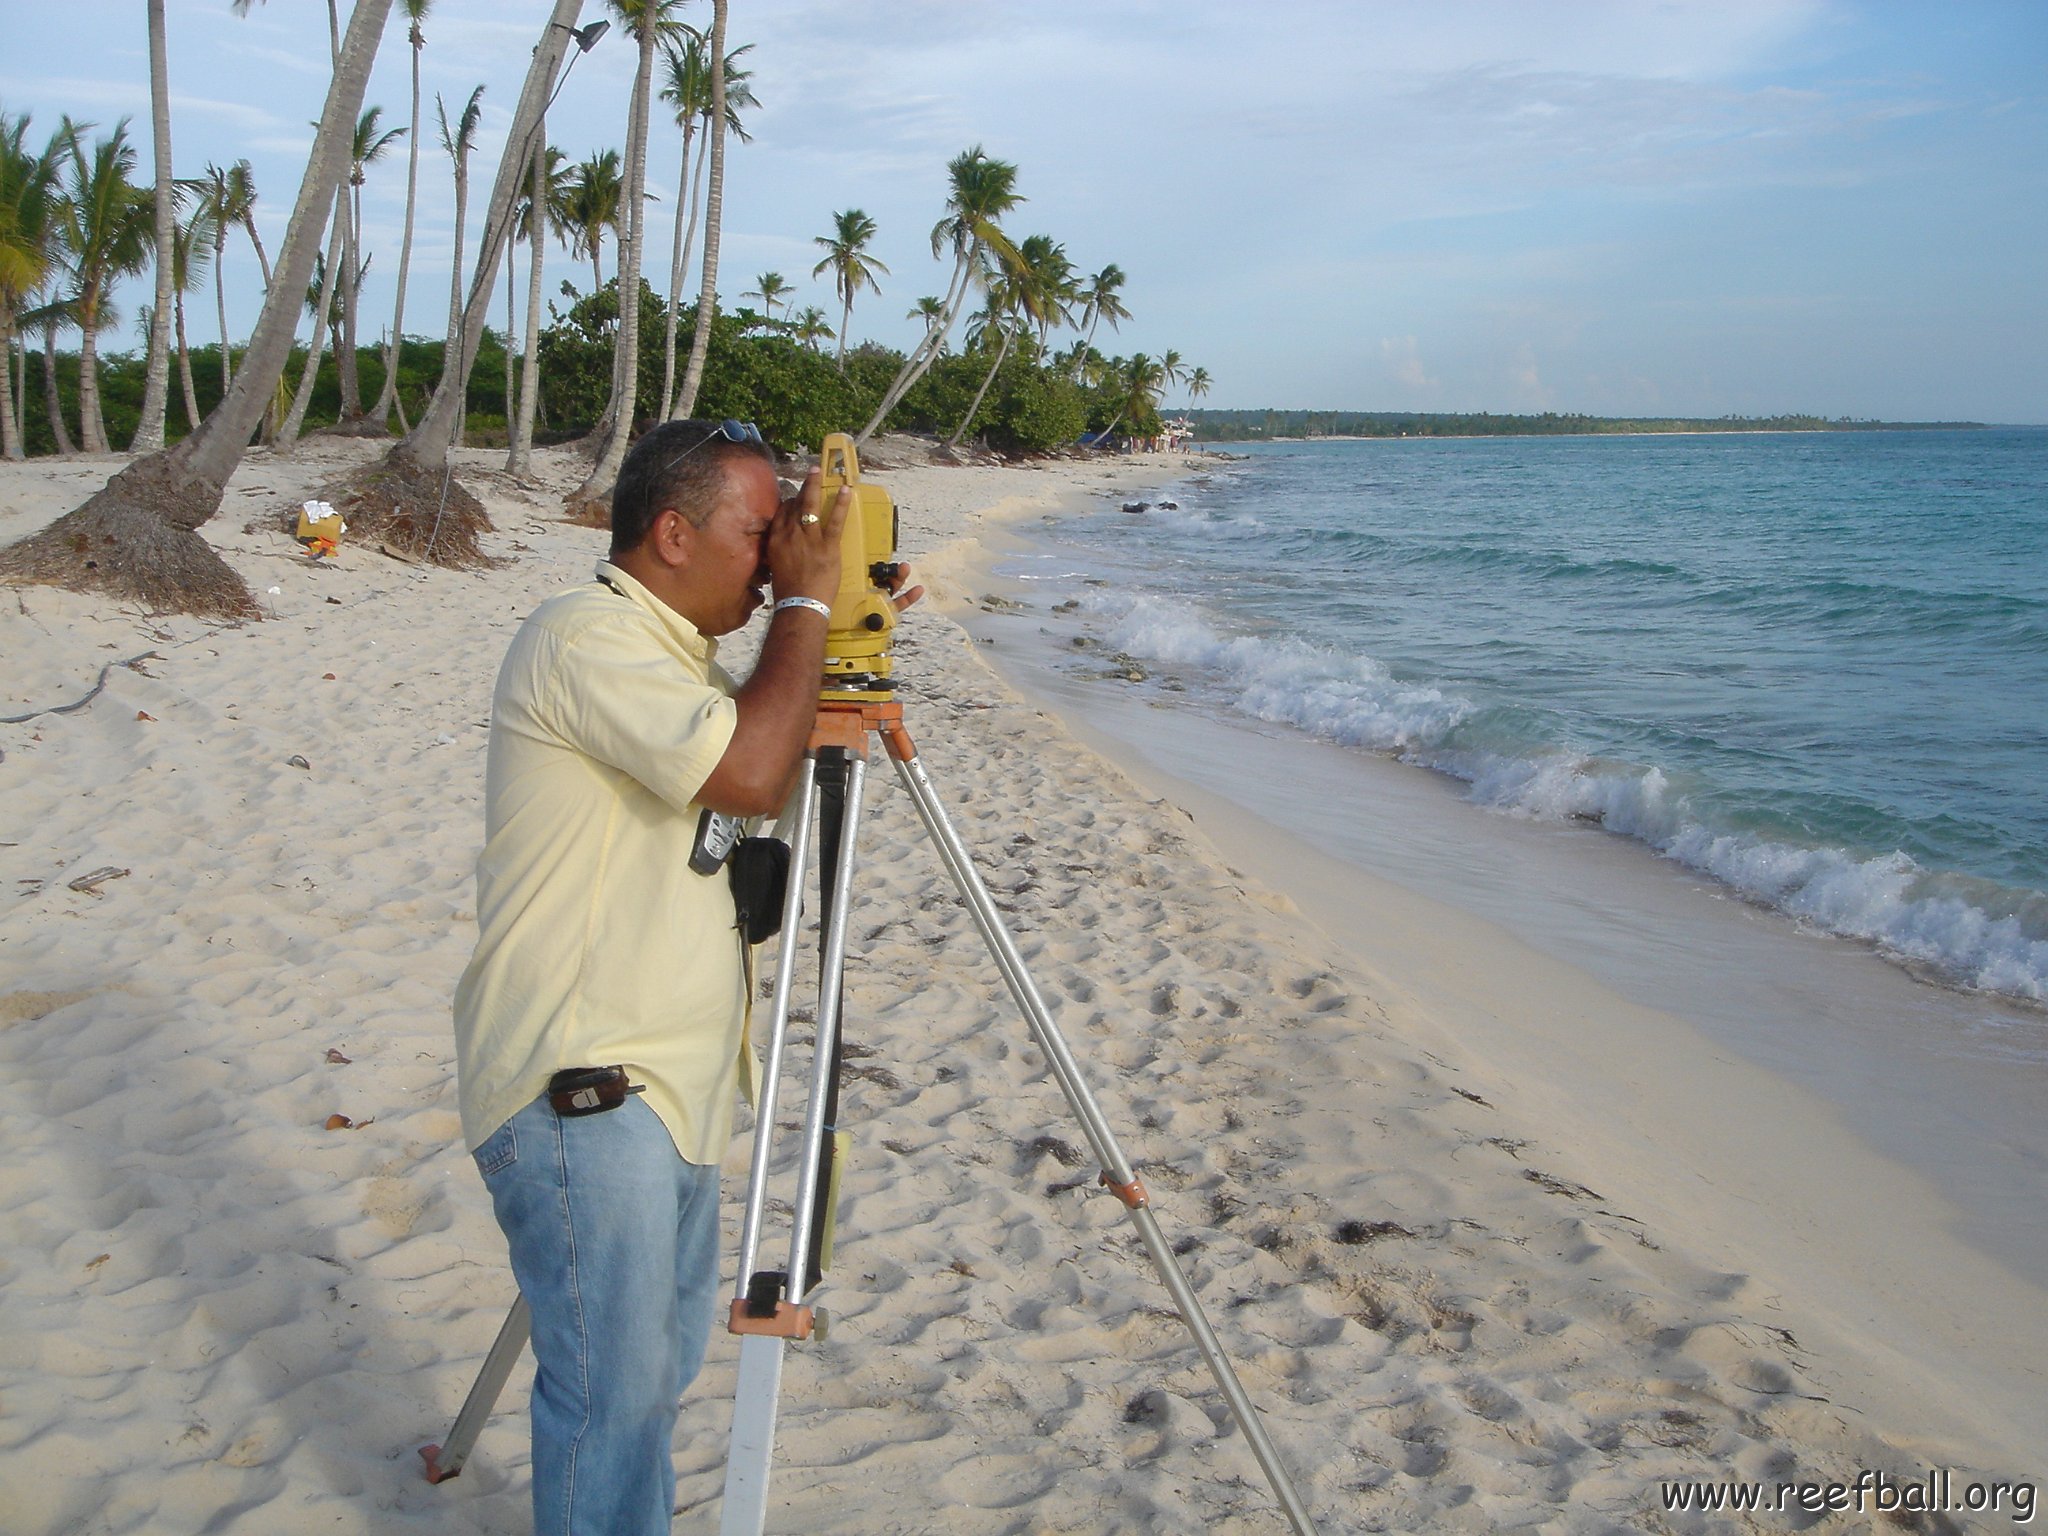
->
[22,295,77,455]
[1159,348,1186,393]
[437,86,485,366]
[908,293,945,345]
[671,0,729,422]
[1187,365,1211,405]
[947,251,1026,448]
[368,0,585,544]
[1018,233,1074,357]
[55,119,152,453]
[0,112,64,460]
[507,142,569,476]
[855,144,1022,445]
[790,304,831,352]
[1076,262,1129,371]
[567,0,684,518]
[169,195,214,431]
[655,27,753,417]
[276,191,349,451]
[656,26,755,417]
[561,148,623,300]
[187,162,253,399]
[338,104,404,419]
[305,247,371,372]
[947,233,1066,447]
[223,159,269,290]
[743,270,790,322]
[371,0,433,429]
[812,207,886,371]
[1094,352,1166,446]
[131,0,178,452]
[0,0,395,614]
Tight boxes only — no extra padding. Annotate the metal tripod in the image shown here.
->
[718,699,1318,1536]
[419,697,1319,1536]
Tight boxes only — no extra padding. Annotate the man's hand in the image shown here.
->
[767,468,850,605]
[885,562,926,613]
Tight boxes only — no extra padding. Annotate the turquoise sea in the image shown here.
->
[1019,429,2048,1008]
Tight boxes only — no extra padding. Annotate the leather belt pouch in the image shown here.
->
[547,1065,641,1117]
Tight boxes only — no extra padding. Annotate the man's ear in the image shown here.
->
[649,507,696,568]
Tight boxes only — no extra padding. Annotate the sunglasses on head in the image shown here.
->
[645,418,764,522]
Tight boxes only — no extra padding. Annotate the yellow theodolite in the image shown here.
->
[814,432,901,703]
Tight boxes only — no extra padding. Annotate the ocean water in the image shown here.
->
[1015,429,2048,1005]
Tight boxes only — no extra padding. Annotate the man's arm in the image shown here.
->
[696,471,848,816]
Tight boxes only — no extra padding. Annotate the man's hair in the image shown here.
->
[611,419,777,555]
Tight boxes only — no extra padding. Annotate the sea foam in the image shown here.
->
[1090,593,2048,1001]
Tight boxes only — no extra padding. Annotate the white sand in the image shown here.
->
[0,439,2037,1533]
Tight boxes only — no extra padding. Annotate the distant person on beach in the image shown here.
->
[451,419,916,1536]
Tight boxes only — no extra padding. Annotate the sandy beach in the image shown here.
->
[1,439,2039,1534]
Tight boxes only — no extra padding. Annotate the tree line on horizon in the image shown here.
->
[0,0,1211,619]
[1185,409,1989,441]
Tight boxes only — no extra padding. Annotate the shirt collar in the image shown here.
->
[594,560,719,663]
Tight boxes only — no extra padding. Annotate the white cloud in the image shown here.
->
[1382,336,1442,399]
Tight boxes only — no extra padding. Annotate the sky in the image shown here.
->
[5,0,2045,422]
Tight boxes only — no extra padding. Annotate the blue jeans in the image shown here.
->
[475,1094,722,1536]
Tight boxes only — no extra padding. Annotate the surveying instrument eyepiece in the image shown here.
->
[421,433,1321,1535]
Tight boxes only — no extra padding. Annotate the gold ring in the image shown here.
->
[800,513,820,525]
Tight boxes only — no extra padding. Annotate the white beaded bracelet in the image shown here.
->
[773,596,832,620]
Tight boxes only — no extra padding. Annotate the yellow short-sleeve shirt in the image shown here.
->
[454,561,748,1164]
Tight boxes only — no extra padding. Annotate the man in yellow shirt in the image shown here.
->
[454,419,900,1535]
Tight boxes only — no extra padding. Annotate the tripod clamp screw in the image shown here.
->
[1100,1172,1149,1210]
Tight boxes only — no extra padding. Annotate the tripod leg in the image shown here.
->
[419,1294,531,1483]
[720,1332,789,1533]
[720,749,872,1536]
[732,760,821,1293]
[888,750,1320,1536]
[785,747,867,1314]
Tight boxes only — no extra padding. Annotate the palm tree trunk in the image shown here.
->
[503,247,516,437]
[855,248,971,445]
[213,227,233,396]
[507,115,548,477]
[278,194,347,451]
[372,28,425,426]
[241,214,272,291]
[673,0,728,423]
[569,7,658,510]
[39,327,75,456]
[176,0,378,486]
[133,0,178,452]
[337,176,363,417]
[174,290,201,431]
[835,291,851,371]
[396,0,582,475]
[78,307,108,454]
[445,137,470,442]
[947,325,1012,448]
[658,119,699,422]
[0,324,22,460]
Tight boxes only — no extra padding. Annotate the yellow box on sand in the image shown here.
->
[295,501,347,555]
